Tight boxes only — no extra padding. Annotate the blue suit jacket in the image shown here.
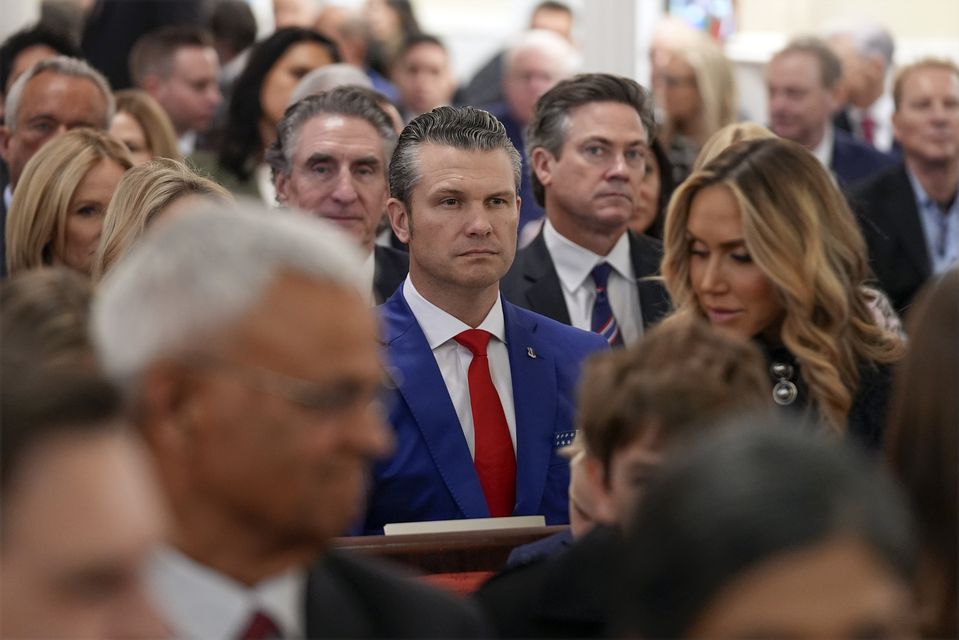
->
[831,128,897,187]
[359,289,608,534]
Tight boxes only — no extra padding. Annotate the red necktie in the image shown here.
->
[861,113,876,146]
[238,611,280,640]
[454,329,516,517]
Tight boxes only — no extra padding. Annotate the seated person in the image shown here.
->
[474,316,771,638]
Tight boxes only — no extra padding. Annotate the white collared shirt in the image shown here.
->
[811,122,835,170]
[149,546,307,640]
[3,185,11,211]
[361,249,376,306]
[178,131,197,157]
[542,219,642,345]
[402,277,517,457]
[849,93,895,153]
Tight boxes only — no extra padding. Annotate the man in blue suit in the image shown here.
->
[362,105,607,534]
[767,37,895,187]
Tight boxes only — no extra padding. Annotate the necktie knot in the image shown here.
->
[591,262,614,292]
[239,610,280,640]
[455,329,492,357]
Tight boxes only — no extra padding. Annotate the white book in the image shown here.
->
[383,515,546,535]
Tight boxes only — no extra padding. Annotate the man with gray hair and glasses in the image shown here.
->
[267,86,408,303]
[359,105,607,534]
[92,202,484,638]
[0,55,113,276]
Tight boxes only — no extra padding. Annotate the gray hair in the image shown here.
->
[4,56,114,131]
[825,20,895,68]
[266,86,397,182]
[287,64,373,107]
[91,200,365,395]
[502,28,581,77]
[526,73,655,207]
[389,105,522,212]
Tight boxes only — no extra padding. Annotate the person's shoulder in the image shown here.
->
[849,162,909,197]
[318,550,488,637]
[507,302,607,352]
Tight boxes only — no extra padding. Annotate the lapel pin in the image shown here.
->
[527,346,537,359]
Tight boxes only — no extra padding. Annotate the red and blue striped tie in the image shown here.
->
[591,262,624,347]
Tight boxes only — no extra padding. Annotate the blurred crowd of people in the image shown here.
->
[0,0,956,638]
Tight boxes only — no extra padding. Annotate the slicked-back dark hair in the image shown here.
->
[388,105,522,212]
[526,73,655,206]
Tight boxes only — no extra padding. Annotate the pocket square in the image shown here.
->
[553,430,577,448]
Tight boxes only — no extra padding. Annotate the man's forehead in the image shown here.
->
[170,46,217,77]
[902,67,959,96]
[564,101,647,142]
[20,72,106,117]
[295,114,386,157]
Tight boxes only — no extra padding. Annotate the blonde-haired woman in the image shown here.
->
[692,121,775,172]
[661,137,903,449]
[6,128,132,276]
[658,31,737,184]
[92,158,231,279]
[110,89,182,165]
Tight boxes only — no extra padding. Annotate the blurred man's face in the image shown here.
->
[158,273,393,549]
[0,430,167,638]
[148,46,221,136]
[503,45,570,124]
[530,7,573,42]
[893,66,959,166]
[766,51,839,149]
[392,42,455,117]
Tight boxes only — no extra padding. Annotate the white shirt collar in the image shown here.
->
[811,122,835,168]
[149,546,306,640]
[178,131,198,157]
[361,249,376,306]
[402,277,506,350]
[3,185,11,210]
[542,219,633,294]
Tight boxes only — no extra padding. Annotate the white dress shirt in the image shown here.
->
[542,219,643,345]
[149,546,306,640]
[811,122,835,170]
[849,93,895,153]
[402,277,517,457]
[178,131,197,157]
[360,249,376,306]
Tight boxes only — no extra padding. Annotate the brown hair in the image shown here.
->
[577,315,771,483]
[892,57,959,110]
[885,269,958,639]
[113,89,182,162]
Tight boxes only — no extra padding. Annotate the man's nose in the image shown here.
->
[331,170,359,204]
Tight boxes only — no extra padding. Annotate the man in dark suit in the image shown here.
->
[361,106,607,534]
[850,58,959,314]
[766,37,895,187]
[92,202,483,637]
[501,73,671,346]
[269,86,408,303]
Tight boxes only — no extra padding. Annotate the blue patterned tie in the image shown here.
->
[590,262,624,347]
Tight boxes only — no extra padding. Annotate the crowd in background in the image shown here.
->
[0,0,956,638]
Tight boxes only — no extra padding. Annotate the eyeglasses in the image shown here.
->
[180,354,400,416]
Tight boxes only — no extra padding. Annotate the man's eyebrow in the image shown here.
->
[304,153,335,165]
[352,155,381,166]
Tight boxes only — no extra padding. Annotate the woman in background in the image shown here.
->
[6,129,131,276]
[93,158,230,279]
[661,138,903,448]
[110,89,182,165]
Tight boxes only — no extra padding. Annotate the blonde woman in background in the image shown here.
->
[110,89,182,165]
[692,121,775,172]
[92,158,231,279]
[5,129,132,276]
[657,31,737,184]
[661,137,903,450]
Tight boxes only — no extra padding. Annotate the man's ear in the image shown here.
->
[274,171,290,205]
[530,147,555,190]
[0,125,11,164]
[386,197,411,244]
[141,74,162,97]
[138,362,199,456]
[582,454,618,525]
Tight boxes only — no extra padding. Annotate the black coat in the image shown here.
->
[373,245,409,304]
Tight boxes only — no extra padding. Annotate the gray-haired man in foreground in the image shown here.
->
[92,202,483,638]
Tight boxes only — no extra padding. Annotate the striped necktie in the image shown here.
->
[590,262,624,347]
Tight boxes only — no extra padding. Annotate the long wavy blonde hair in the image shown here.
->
[662,137,903,431]
[92,158,230,279]
[5,129,132,276]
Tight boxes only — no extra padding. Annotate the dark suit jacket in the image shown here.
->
[360,290,607,534]
[474,525,619,638]
[500,229,671,332]
[830,127,897,187]
[373,245,409,304]
[833,109,902,159]
[306,550,486,637]
[848,163,931,314]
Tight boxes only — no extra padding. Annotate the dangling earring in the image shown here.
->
[770,362,798,406]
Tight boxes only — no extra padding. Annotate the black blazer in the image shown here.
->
[373,245,409,304]
[848,163,931,314]
[830,127,897,187]
[500,229,671,331]
[305,550,487,638]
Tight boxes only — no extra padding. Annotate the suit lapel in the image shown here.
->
[381,291,490,518]
[521,233,573,324]
[886,167,932,278]
[503,301,557,516]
